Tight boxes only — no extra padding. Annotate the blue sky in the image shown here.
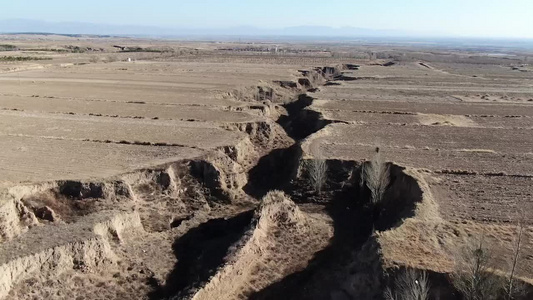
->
[2,0,533,38]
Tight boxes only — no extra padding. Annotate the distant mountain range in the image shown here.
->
[3,19,533,51]
[0,19,431,38]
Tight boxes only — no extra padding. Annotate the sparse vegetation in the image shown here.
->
[504,211,527,300]
[24,48,69,52]
[0,44,18,51]
[384,269,430,300]
[106,55,119,63]
[119,46,168,53]
[305,145,328,193]
[450,218,529,300]
[0,56,52,61]
[361,147,390,204]
[0,35,532,300]
[65,45,88,53]
[451,236,503,300]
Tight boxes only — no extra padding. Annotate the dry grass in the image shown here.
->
[189,191,333,300]
[305,144,328,193]
[451,235,504,300]
[0,56,52,61]
[504,209,528,300]
[384,268,430,300]
[361,147,390,204]
[106,55,119,63]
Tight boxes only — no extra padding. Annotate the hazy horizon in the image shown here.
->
[2,19,533,45]
[2,0,533,39]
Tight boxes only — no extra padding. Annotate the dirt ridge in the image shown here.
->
[0,63,479,299]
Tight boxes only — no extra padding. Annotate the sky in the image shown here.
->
[2,0,533,38]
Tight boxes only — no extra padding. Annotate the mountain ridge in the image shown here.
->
[0,19,432,37]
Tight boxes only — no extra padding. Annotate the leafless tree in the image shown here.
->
[384,268,430,300]
[451,235,503,300]
[361,147,390,204]
[305,144,327,193]
[504,208,528,300]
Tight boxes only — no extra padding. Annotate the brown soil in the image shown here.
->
[0,35,532,300]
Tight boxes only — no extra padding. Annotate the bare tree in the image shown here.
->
[504,209,528,300]
[361,147,390,204]
[305,144,327,193]
[451,235,503,300]
[384,268,430,300]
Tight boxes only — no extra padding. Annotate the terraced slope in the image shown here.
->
[0,51,304,299]
[302,61,533,287]
[0,39,532,300]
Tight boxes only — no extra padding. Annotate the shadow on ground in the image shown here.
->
[250,163,425,299]
[250,184,374,300]
[148,210,255,299]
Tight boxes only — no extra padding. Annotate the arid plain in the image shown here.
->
[0,35,532,299]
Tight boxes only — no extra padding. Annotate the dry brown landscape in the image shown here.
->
[0,34,532,299]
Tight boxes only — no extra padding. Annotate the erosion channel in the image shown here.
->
[0,65,447,300]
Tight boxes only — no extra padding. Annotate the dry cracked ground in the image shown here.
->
[0,35,532,299]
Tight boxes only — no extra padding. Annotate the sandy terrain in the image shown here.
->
[0,35,532,299]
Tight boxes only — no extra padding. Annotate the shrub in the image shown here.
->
[361,147,390,204]
[384,268,430,300]
[451,236,503,300]
[504,211,527,300]
[305,155,327,194]
[0,44,18,51]
[106,55,118,63]
[0,56,52,61]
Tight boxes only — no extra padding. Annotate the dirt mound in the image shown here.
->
[0,211,142,298]
[0,196,38,242]
[222,120,294,153]
[188,191,333,300]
